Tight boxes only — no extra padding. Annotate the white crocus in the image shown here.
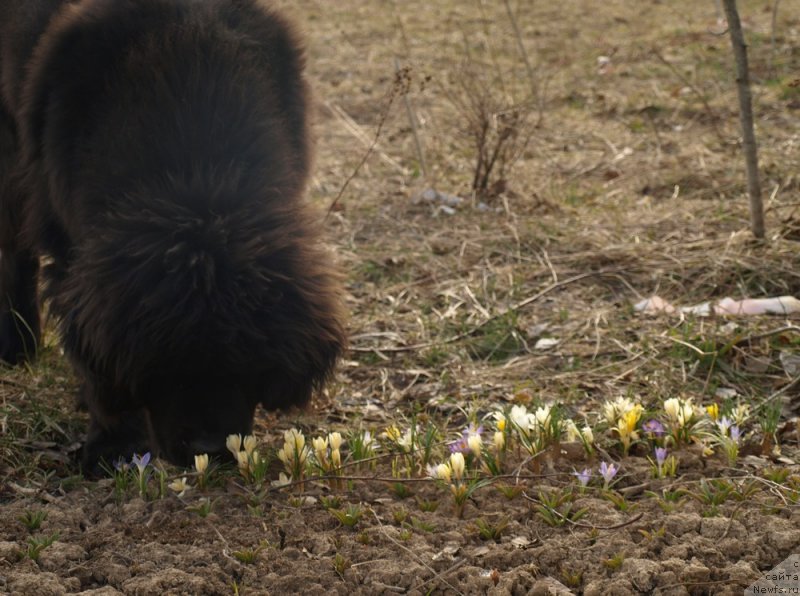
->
[565,420,580,442]
[226,434,242,457]
[663,398,681,421]
[328,432,343,451]
[243,435,258,456]
[449,452,465,480]
[194,454,209,474]
[467,433,483,457]
[493,430,505,451]
[169,477,190,496]
[534,405,551,428]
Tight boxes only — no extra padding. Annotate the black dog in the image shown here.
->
[0,0,346,468]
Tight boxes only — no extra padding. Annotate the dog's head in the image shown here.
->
[141,376,262,465]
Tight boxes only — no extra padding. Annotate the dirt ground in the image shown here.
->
[2,0,800,594]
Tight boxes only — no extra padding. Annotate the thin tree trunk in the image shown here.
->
[722,0,765,239]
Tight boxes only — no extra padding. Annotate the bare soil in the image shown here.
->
[2,0,800,594]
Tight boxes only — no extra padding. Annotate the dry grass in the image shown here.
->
[279,0,800,437]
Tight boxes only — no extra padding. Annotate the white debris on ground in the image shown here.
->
[634,295,800,316]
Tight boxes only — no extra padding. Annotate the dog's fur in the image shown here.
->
[0,0,346,467]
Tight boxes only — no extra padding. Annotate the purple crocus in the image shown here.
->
[574,468,592,487]
[113,457,129,472]
[642,419,665,437]
[730,425,741,443]
[599,461,618,487]
[655,446,668,467]
[131,452,151,474]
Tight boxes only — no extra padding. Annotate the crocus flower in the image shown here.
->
[509,405,535,432]
[732,404,750,426]
[312,436,329,454]
[427,463,451,483]
[168,477,190,497]
[493,431,505,451]
[705,403,719,421]
[226,434,242,457]
[449,424,482,454]
[642,419,665,437]
[132,452,151,474]
[242,435,258,455]
[270,472,291,488]
[328,432,343,452]
[603,396,636,425]
[730,425,741,443]
[599,461,618,487]
[194,453,209,474]
[449,452,466,480]
[574,468,591,487]
[655,446,668,467]
[534,405,551,427]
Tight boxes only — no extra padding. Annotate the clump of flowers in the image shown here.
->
[488,402,571,473]
[663,397,702,445]
[713,416,742,465]
[227,434,268,485]
[428,452,489,518]
[277,428,310,488]
[602,396,643,455]
[312,432,345,488]
[382,420,439,477]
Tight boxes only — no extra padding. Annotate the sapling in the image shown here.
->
[25,532,59,561]
[757,403,781,456]
[328,504,363,528]
[603,552,625,571]
[18,509,47,532]
[188,497,216,518]
[534,488,587,527]
[474,516,509,541]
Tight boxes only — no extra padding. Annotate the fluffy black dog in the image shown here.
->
[0,0,346,468]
